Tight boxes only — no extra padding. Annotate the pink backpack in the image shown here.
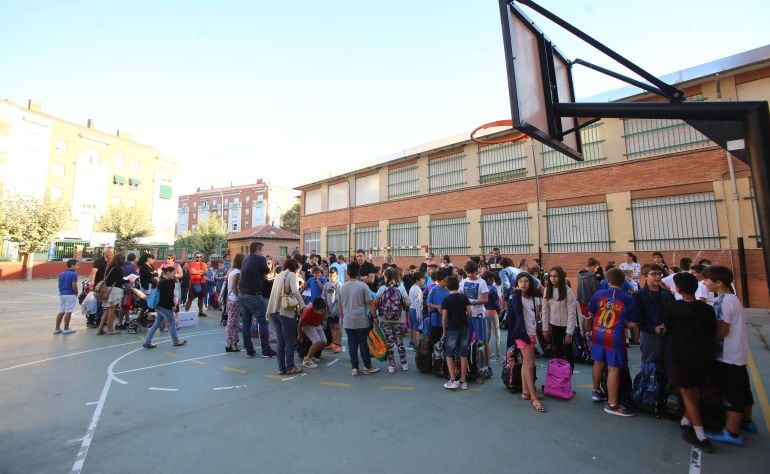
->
[543,358,573,400]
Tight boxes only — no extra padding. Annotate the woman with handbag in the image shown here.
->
[96,254,126,335]
[266,258,306,375]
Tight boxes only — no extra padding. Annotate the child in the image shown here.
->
[372,268,411,373]
[588,268,639,417]
[441,276,472,390]
[322,267,343,353]
[459,261,490,370]
[307,266,327,301]
[635,264,674,364]
[425,269,450,343]
[54,259,80,335]
[703,266,755,447]
[298,298,328,368]
[624,270,639,294]
[144,266,187,349]
[482,271,502,360]
[664,272,717,453]
[408,271,426,348]
[507,272,545,412]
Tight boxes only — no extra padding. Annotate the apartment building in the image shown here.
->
[0,99,179,242]
[297,46,770,307]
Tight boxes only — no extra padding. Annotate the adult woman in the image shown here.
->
[619,252,641,281]
[225,254,244,352]
[143,266,187,349]
[266,258,306,375]
[97,253,126,335]
[137,253,157,292]
[506,272,545,412]
[652,252,670,277]
[541,266,578,369]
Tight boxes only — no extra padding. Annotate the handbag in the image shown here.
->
[94,268,115,302]
[280,275,300,311]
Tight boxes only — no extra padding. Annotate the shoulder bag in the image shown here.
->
[281,274,300,311]
[94,268,115,302]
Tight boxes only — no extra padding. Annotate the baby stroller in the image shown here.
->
[126,287,157,334]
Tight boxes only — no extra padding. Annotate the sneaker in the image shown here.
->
[173,339,187,347]
[312,357,320,364]
[603,403,636,417]
[681,428,715,454]
[325,343,335,350]
[302,359,318,369]
[261,349,277,358]
[401,364,409,371]
[363,367,380,375]
[143,343,157,349]
[444,379,460,390]
[741,420,758,433]
[62,329,77,334]
[245,351,257,358]
[706,429,745,447]
[592,390,608,402]
[486,366,493,378]
[387,365,395,373]
[332,344,343,353]
[351,368,359,376]
[53,329,63,335]
[459,381,469,390]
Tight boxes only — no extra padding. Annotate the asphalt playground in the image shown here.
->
[1,279,769,474]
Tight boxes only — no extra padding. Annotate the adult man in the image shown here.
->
[354,249,377,291]
[88,247,114,328]
[487,247,502,273]
[239,241,276,358]
[185,252,208,316]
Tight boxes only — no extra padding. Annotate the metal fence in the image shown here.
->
[304,231,320,255]
[546,202,612,253]
[326,230,348,256]
[428,152,466,193]
[748,188,764,247]
[388,165,419,200]
[354,226,380,257]
[542,121,606,172]
[478,142,527,184]
[480,211,531,254]
[388,222,420,256]
[631,192,722,251]
[429,217,469,255]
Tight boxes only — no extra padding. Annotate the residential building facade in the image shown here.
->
[297,46,770,308]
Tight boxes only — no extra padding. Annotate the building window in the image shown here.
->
[304,231,321,255]
[129,177,141,189]
[305,189,322,214]
[52,163,65,177]
[55,140,68,153]
[50,187,62,201]
[428,152,466,193]
[387,222,420,256]
[429,217,469,255]
[481,211,530,254]
[355,174,379,206]
[129,159,139,169]
[478,142,527,183]
[246,195,251,202]
[246,208,250,215]
[354,226,379,257]
[257,194,264,202]
[542,121,606,172]
[623,94,710,160]
[631,192,722,250]
[232,224,237,230]
[328,181,349,210]
[326,230,348,256]
[546,202,612,253]
[279,246,288,256]
[114,155,124,167]
[388,165,419,199]
[159,185,172,200]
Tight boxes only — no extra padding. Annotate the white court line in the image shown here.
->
[148,387,178,392]
[112,352,227,376]
[85,401,98,406]
[689,446,702,474]
[0,328,223,373]
[213,385,247,391]
[326,358,339,366]
[25,292,58,298]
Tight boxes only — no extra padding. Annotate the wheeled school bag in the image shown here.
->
[632,360,665,417]
[601,365,634,406]
[571,326,589,363]
[432,338,449,377]
[543,358,573,400]
[501,346,524,392]
[416,337,433,373]
[468,339,491,382]
[583,330,594,363]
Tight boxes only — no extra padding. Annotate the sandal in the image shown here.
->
[286,367,303,375]
[521,392,543,401]
[531,400,547,413]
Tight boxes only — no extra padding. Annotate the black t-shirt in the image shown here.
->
[239,253,269,294]
[158,277,176,310]
[140,263,157,290]
[358,261,377,291]
[93,257,107,284]
[441,292,471,331]
[664,300,717,364]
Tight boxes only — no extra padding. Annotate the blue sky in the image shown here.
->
[1,0,768,194]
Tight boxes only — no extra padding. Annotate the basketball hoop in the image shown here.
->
[470,119,528,145]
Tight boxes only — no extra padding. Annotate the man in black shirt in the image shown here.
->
[239,241,276,358]
[88,247,113,327]
[354,249,377,291]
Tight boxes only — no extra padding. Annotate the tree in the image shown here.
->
[0,194,66,277]
[174,230,195,249]
[95,205,153,252]
[281,202,300,235]
[190,216,227,259]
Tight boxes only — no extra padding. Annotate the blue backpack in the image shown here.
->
[632,360,664,415]
[147,287,160,310]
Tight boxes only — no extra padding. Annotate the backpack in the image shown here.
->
[432,338,449,378]
[571,326,589,363]
[415,337,433,373]
[366,326,389,361]
[378,285,404,321]
[468,339,491,382]
[543,358,573,400]
[632,361,665,416]
[146,287,160,310]
[501,346,524,392]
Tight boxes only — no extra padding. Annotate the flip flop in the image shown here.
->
[531,400,547,413]
[522,392,543,401]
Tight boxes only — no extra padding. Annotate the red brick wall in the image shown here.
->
[0,261,94,280]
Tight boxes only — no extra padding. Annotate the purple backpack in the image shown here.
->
[543,358,573,400]
[378,285,404,321]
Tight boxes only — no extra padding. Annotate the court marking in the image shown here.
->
[213,385,247,391]
[164,351,176,357]
[112,352,227,376]
[281,373,306,381]
[319,381,351,387]
[747,348,770,433]
[326,358,339,366]
[188,359,206,366]
[266,374,287,380]
[688,446,701,474]
[381,385,416,391]
[222,367,247,374]
[148,387,178,392]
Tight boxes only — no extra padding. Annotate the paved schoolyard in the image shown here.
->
[1,279,769,474]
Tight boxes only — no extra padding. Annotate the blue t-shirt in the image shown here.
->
[588,287,639,351]
[330,262,346,283]
[484,285,501,312]
[426,286,450,328]
[308,276,328,300]
[58,269,78,296]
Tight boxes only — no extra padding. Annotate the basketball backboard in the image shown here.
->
[499,0,583,161]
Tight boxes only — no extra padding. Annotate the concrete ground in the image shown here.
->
[1,279,769,474]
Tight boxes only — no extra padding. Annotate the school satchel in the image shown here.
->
[280,276,299,311]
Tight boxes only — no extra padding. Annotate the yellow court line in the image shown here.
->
[164,351,176,357]
[266,374,287,380]
[381,385,416,391]
[746,349,770,434]
[467,387,482,392]
[188,360,206,366]
[319,381,352,387]
[575,384,593,389]
[223,367,247,374]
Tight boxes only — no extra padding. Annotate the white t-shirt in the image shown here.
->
[227,269,241,303]
[619,261,641,280]
[713,293,748,366]
[661,272,682,300]
[459,277,489,317]
[408,283,423,317]
[695,280,715,305]
[522,296,538,336]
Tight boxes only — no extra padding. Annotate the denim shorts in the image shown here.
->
[444,328,470,357]
[408,307,419,331]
